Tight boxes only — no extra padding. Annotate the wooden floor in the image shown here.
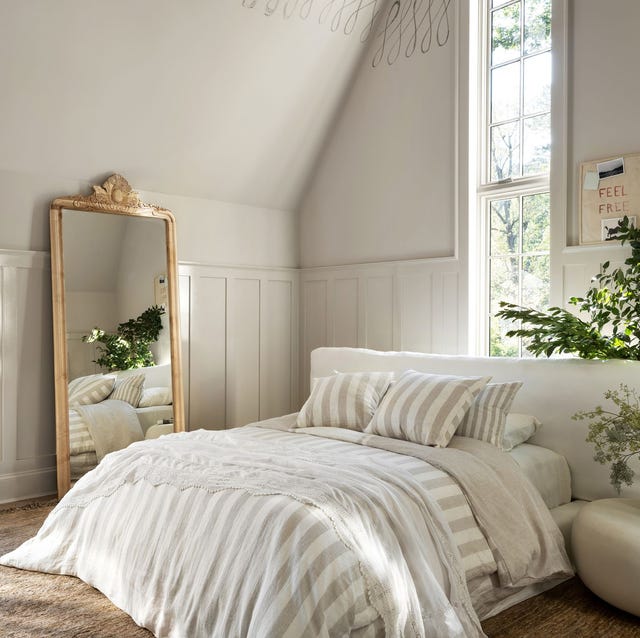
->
[1,500,639,637]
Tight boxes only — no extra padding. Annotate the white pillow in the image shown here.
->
[68,374,115,407]
[366,370,491,447]
[139,386,173,408]
[456,381,523,448]
[501,413,542,451]
[297,371,394,431]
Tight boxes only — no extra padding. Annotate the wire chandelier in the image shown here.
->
[240,0,453,66]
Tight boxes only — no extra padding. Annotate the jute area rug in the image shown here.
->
[1,502,639,637]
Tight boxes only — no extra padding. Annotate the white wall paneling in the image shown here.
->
[179,263,299,429]
[0,250,56,503]
[559,244,631,310]
[300,258,464,397]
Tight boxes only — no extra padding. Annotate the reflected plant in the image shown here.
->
[497,216,640,360]
[83,305,165,371]
[573,384,640,492]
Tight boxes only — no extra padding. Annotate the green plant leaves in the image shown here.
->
[82,305,165,372]
[495,217,640,360]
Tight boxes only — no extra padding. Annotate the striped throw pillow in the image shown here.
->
[68,374,115,408]
[110,374,145,407]
[296,372,394,431]
[366,370,491,447]
[457,382,523,447]
[68,409,96,454]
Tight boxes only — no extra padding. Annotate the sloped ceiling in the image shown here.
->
[0,1,367,211]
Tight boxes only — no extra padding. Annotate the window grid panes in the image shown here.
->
[488,192,550,356]
[488,0,551,183]
[482,0,552,357]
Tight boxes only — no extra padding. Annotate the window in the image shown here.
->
[478,0,552,356]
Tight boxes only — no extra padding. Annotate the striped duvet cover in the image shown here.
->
[1,415,571,637]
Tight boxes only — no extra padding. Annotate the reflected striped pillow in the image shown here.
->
[366,370,491,447]
[68,374,115,408]
[68,409,95,454]
[296,372,394,431]
[457,382,523,447]
[110,374,145,407]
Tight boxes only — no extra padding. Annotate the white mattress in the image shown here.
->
[508,443,571,509]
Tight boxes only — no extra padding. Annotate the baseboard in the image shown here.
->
[0,466,57,505]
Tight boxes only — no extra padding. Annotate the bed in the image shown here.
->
[4,347,637,637]
[68,364,174,478]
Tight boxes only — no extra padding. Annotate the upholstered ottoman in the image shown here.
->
[572,498,640,616]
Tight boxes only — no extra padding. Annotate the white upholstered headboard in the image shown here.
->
[310,347,640,502]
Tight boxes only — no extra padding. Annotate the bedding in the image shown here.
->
[366,370,491,447]
[68,373,116,407]
[139,386,173,408]
[501,413,541,451]
[2,414,572,638]
[456,382,523,447]
[508,443,572,510]
[110,373,145,407]
[75,399,144,462]
[297,371,394,430]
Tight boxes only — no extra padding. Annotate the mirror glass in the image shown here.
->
[51,175,184,497]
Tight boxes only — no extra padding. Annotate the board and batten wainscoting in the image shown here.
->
[0,244,630,502]
[299,257,466,399]
[179,262,299,430]
[0,249,56,503]
[0,252,299,503]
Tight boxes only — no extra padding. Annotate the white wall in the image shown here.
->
[300,0,640,370]
[299,27,458,267]
[298,0,466,376]
[566,0,640,246]
[0,1,365,213]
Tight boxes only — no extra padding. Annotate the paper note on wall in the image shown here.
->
[583,171,599,191]
[154,274,168,309]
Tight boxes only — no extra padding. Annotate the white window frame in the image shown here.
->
[468,0,567,356]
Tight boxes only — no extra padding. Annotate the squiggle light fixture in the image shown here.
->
[240,0,453,66]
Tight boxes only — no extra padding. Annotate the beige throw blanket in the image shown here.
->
[75,399,143,462]
[290,424,572,589]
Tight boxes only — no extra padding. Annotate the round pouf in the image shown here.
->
[572,498,640,616]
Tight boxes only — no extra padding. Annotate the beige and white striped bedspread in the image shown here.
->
[2,416,571,638]
[255,425,497,581]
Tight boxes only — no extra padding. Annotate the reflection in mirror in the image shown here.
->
[51,175,184,498]
[63,213,172,481]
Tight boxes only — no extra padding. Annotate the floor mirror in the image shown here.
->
[50,174,184,498]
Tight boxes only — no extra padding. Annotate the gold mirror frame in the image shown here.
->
[50,174,184,498]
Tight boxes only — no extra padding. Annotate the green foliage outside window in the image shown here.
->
[496,216,640,360]
[83,305,165,371]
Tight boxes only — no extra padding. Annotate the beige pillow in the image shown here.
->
[456,382,523,447]
[110,374,145,407]
[296,371,394,431]
[68,374,115,408]
[366,370,491,447]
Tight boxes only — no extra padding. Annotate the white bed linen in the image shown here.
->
[508,443,571,510]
